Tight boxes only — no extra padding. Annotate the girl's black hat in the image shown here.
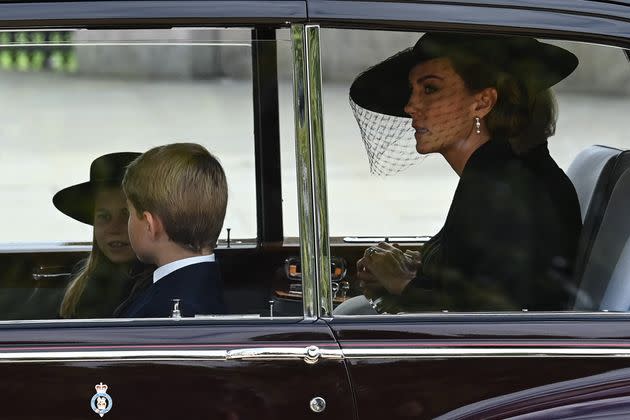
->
[53,152,140,225]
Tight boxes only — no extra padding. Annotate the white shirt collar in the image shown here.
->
[153,254,215,284]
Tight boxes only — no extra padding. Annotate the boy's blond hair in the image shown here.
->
[123,143,227,252]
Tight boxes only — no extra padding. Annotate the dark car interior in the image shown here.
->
[1,141,629,320]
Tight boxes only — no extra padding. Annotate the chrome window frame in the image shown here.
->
[291,23,333,319]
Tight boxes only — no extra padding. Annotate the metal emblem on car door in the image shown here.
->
[90,383,113,417]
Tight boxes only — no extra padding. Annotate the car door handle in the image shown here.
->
[32,266,72,281]
[226,345,342,365]
[32,272,71,280]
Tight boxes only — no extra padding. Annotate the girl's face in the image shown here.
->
[93,187,136,264]
[404,58,479,155]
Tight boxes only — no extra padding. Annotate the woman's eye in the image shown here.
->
[423,84,438,94]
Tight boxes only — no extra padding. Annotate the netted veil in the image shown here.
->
[349,95,420,176]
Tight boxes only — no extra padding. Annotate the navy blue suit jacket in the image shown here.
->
[121,261,226,318]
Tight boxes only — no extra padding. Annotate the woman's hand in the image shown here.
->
[356,242,421,296]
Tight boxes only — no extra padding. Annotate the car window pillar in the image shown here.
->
[252,27,283,243]
[291,24,333,319]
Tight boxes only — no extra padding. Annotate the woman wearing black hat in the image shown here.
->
[345,33,583,312]
[27,153,153,319]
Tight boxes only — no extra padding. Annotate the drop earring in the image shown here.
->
[474,116,481,134]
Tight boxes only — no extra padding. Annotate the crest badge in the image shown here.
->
[90,382,113,417]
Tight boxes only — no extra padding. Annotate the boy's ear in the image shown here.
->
[143,211,164,240]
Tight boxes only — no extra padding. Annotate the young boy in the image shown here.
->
[120,143,228,317]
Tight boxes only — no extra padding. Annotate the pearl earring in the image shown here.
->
[474,117,481,134]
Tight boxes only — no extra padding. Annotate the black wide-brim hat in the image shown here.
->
[350,32,579,118]
[53,152,140,225]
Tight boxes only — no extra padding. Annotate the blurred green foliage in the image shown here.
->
[0,31,77,73]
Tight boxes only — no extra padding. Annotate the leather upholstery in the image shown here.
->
[566,145,621,221]
[580,169,630,310]
[571,148,630,310]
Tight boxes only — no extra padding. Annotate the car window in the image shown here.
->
[321,29,630,315]
[0,28,301,320]
[0,28,260,243]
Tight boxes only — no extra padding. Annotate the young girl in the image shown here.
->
[54,152,153,318]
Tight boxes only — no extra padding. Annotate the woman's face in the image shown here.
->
[93,187,136,264]
[404,58,478,155]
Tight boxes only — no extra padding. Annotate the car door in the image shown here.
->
[0,3,354,418]
[0,320,353,419]
[303,1,630,418]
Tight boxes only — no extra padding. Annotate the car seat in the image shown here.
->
[571,148,630,310]
[566,145,621,221]
[578,168,630,310]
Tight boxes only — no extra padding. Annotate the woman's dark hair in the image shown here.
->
[448,55,557,154]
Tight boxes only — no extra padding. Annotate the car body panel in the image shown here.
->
[434,368,630,419]
[0,320,355,419]
[329,315,630,418]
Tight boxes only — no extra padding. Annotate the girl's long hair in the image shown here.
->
[59,236,107,318]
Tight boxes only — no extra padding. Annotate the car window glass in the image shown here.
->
[0,28,258,243]
[277,28,299,239]
[0,28,301,320]
[321,29,630,315]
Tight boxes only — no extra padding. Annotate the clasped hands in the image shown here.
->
[356,242,421,298]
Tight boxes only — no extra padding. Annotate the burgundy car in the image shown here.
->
[0,0,628,418]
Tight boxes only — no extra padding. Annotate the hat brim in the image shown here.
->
[350,34,578,118]
[53,181,120,226]
[350,47,416,118]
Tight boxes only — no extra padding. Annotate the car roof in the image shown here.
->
[0,0,307,26]
[307,0,630,43]
[0,0,627,43]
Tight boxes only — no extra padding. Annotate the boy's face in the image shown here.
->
[126,200,153,264]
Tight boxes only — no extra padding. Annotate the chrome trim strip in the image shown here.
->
[0,316,305,326]
[0,42,252,48]
[0,350,227,362]
[0,348,344,363]
[329,311,630,319]
[0,242,91,253]
[32,273,72,280]
[342,347,630,359]
[304,24,333,318]
[0,241,254,254]
[3,311,630,326]
[291,23,317,321]
[3,347,630,363]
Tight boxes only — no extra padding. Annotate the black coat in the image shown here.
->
[120,261,226,318]
[399,139,582,311]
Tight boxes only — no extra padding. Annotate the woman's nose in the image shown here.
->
[404,92,421,117]
[403,100,414,117]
